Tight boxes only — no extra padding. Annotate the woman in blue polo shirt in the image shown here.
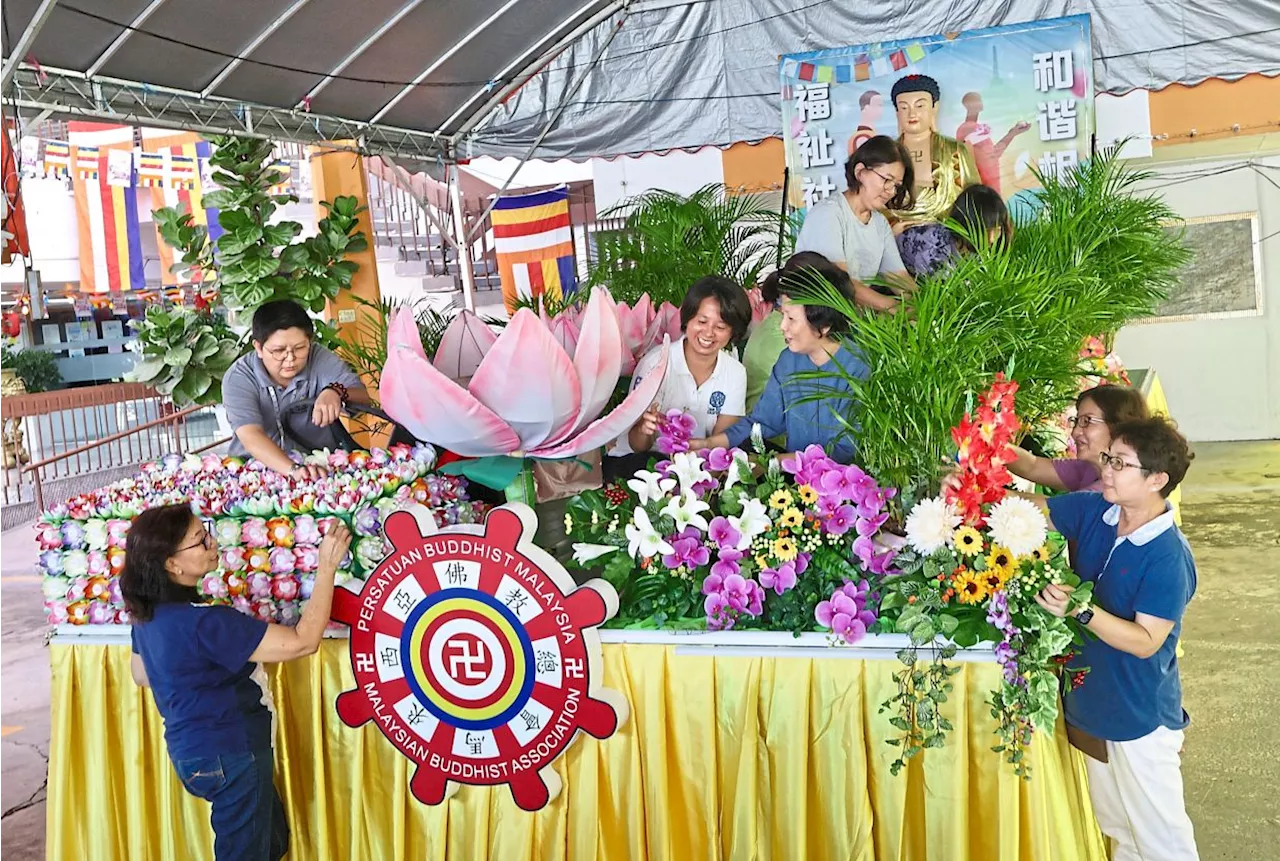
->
[1035,416,1199,861]
[122,504,351,861]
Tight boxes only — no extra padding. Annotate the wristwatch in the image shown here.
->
[1074,606,1095,626]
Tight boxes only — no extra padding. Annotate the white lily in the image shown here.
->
[625,507,674,560]
[627,469,677,506]
[661,491,711,535]
[729,497,771,548]
[722,450,750,493]
[571,543,620,566]
[669,451,712,493]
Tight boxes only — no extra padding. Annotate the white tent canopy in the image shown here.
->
[3,0,1277,163]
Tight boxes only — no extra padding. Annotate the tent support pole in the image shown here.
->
[449,165,478,313]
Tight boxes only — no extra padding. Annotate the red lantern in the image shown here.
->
[1,311,21,338]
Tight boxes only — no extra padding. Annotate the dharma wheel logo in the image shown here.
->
[331,503,628,811]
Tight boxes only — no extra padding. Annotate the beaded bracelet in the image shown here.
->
[324,381,349,405]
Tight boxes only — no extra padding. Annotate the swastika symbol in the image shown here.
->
[444,636,491,682]
[356,653,375,674]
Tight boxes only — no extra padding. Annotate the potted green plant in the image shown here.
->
[2,340,63,393]
[126,307,241,407]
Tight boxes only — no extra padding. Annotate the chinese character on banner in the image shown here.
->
[797,127,836,169]
[801,174,838,208]
[1037,100,1078,141]
[1038,150,1079,180]
[1032,51,1074,93]
[794,83,832,122]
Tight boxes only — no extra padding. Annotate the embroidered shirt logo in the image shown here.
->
[709,391,726,415]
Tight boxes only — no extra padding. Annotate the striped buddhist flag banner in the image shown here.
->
[43,141,70,177]
[69,123,145,294]
[491,185,576,314]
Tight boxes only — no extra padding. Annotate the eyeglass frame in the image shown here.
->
[866,166,903,193]
[1098,452,1148,474]
[263,342,312,362]
[178,519,216,552]
[1068,414,1107,429]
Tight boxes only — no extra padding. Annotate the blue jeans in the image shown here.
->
[172,750,289,861]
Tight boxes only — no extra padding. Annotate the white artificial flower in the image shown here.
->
[985,496,1049,558]
[661,491,711,535]
[904,496,962,555]
[572,543,619,566]
[729,496,771,549]
[669,452,712,493]
[749,423,765,453]
[625,507,674,560]
[722,450,750,493]
[627,469,677,505]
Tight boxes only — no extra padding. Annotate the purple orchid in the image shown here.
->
[815,579,878,645]
[822,503,858,536]
[710,549,743,580]
[759,561,797,595]
[707,516,742,551]
[704,447,734,471]
[662,535,711,570]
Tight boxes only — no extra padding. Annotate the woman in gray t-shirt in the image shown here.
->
[795,136,917,312]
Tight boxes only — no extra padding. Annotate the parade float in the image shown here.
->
[40,27,1194,861]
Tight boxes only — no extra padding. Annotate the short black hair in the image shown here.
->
[891,73,941,105]
[120,504,201,622]
[680,275,752,343]
[858,90,881,109]
[845,135,915,211]
[948,184,1011,251]
[1077,384,1149,430]
[251,300,314,344]
[777,258,855,339]
[1111,415,1194,498]
[760,251,831,305]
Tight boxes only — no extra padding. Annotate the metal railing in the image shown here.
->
[1,383,229,511]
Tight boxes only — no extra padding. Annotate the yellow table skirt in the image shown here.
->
[48,638,1105,861]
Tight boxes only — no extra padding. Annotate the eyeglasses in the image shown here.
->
[179,519,215,552]
[1069,415,1106,429]
[265,344,310,361]
[868,167,902,193]
[1099,452,1147,473]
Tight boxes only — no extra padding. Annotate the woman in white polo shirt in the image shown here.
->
[616,275,752,456]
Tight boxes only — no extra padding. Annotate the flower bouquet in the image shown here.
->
[565,425,899,639]
[876,374,1092,776]
[37,444,487,627]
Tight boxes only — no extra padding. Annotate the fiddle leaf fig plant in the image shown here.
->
[127,306,242,406]
[152,135,368,316]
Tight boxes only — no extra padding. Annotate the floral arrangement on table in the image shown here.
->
[36,445,486,627]
[565,428,897,638]
[876,375,1092,777]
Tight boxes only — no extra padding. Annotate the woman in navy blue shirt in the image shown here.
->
[1035,416,1199,860]
[691,258,868,463]
[122,504,350,861]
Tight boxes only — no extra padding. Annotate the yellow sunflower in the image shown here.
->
[982,564,1011,594]
[772,536,799,562]
[953,569,989,605]
[986,545,1015,572]
[1033,544,1052,563]
[755,554,769,569]
[779,507,803,529]
[954,526,984,556]
[768,489,794,510]
[797,484,819,505]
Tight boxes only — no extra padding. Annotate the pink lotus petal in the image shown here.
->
[544,288,624,447]
[530,337,670,459]
[433,310,498,380]
[642,303,682,355]
[547,314,581,359]
[615,297,650,374]
[382,308,521,456]
[468,309,582,451]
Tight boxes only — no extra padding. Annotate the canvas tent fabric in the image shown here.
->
[3,0,1277,161]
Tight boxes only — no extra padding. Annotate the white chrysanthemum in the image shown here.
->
[985,496,1048,558]
[904,497,962,555]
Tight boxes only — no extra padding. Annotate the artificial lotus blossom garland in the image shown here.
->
[37,445,486,626]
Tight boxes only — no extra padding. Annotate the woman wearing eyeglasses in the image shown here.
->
[122,504,351,861]
[793,135,918,313]
[1006,384,1149,492]
[1034,416,1200,860]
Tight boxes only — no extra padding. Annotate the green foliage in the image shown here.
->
[583,184,789,307]
[4,346,63,392]
[789,146,1190,500]
[126,307,242,406]
[152,135,368,317]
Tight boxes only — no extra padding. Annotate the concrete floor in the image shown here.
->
[0,439,1277,859]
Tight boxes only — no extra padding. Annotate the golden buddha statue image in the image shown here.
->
[889,73,981,275]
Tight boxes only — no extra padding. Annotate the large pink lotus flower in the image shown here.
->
[550,293,682,375]
[383,288,670,459]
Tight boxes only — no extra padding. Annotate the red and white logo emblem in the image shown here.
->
[331,503,627,811]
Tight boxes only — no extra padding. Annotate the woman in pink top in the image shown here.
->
[1008,385,1149,492]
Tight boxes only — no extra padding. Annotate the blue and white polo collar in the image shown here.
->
[1102,502,1176,546]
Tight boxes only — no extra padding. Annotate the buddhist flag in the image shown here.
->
[69,123,145,294]
[43,141,70,177]
[492,185,577,315]
[145,133,224,285]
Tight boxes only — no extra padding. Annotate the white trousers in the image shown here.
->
[1084,726,1200,861]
